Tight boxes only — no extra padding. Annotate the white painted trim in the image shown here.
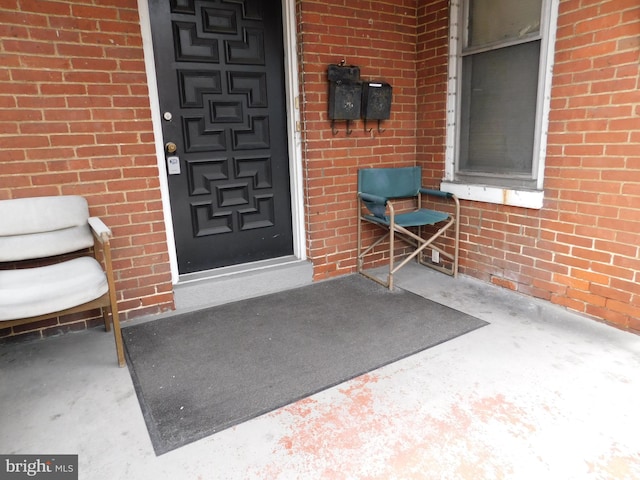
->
[444,0,559,209]
[137,0,180,284]
[441,182,544,209]
[137,0,306,284]
[444,0,461,182]
[534,0,561,191]
[282,0,307,262]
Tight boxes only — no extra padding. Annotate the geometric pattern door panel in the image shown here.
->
[149,0,293,273]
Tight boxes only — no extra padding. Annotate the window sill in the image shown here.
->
[440,182,544,209]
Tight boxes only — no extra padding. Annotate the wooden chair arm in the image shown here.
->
[88,217,112,244]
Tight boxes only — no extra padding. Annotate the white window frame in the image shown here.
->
[442,0,560,209]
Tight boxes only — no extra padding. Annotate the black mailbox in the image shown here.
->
[328,81,362,121]
[328,64,360,83]
[362,81,392,120]
[328,62,362,134]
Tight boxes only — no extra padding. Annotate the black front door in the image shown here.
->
[148,0,293,274]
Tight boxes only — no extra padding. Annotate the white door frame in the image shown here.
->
[137,0,306,284]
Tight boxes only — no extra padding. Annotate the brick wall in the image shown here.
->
[1,0,638,340]
[416,0,448,187]
[544,0,640,330]
[297,0,419,280]
[0,0,174,340]
[299,0,639,331]
[414,0,640,332]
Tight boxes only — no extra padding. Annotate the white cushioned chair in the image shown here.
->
[0,195,125,367]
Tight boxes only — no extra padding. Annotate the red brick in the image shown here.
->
[551,294,586,312]
[567,288,607,307]
[606,299,640,319]
[585,305,630,329]
[1,0,639,341]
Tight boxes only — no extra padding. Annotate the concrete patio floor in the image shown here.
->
[1,262,639,479]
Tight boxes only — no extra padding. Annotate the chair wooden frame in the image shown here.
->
[0,205,125,368]
[357,167,460,290]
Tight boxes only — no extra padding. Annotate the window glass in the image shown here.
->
[459,41,540,175]
[443,0,558,206]
[468,0,542,47]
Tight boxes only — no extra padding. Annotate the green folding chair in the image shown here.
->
[357,166,460,289]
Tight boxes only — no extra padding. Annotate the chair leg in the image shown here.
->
[102,306,112,332]
[100,239,125,367]
[111,310,125,368]
[358,229,393,289]
[357,210,362,274]
[453,196,460,278]
[388,224,395,290]
[108,291,125,368]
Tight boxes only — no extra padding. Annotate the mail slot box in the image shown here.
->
[328,81,363,120]
[328,64,360,83]
[362,82,392,120]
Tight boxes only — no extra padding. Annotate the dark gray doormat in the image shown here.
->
[123,274,488,455]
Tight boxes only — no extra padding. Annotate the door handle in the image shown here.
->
[165,142,177,153]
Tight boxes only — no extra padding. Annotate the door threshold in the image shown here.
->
[172,256,313,314]
[177,255,304,285]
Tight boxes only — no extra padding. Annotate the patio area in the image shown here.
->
[1,263,639,479]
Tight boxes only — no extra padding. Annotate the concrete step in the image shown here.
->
[172,256,313,314]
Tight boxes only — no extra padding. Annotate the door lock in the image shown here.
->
[167,156,180,175]
[165,142,177,153]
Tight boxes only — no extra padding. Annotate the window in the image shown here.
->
[442,0,559,208]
